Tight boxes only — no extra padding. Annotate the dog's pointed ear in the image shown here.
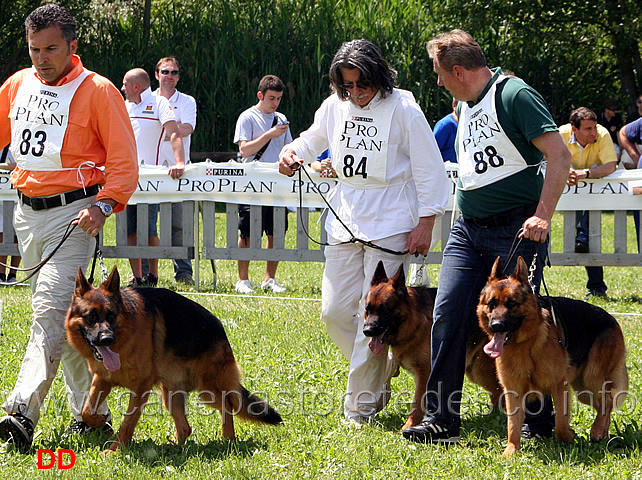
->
[103,266,121,294]
[391,264,406,291]
[514,256,530,283]
[489,256,501,280]
[371,261,388,286]
[74,267,91,296]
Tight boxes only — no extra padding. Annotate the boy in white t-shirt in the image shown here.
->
[233,75,292,293]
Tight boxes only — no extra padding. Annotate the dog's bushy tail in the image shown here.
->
[225,386,282,425]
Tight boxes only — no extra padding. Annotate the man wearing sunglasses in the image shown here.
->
[153,57,196,285]
[279,39,449,425]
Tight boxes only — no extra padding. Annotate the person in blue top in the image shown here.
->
[433,98,458,163]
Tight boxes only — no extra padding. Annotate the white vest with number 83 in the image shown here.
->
[10,68,89,171]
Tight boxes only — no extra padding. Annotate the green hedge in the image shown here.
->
[2,0,640,153]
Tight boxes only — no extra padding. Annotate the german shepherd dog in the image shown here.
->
[363,261,502,430]
[478,256,628,456]
[65,266,282,454]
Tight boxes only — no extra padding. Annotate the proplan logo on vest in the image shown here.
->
[462,112,501,152]
[39,89,58,98]
[13,94,66,126]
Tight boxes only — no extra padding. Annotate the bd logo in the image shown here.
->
[37,448,75,469]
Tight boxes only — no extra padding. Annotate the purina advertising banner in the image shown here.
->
[1,161,642,210]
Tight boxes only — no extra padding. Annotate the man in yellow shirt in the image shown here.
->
[560,107,617,299]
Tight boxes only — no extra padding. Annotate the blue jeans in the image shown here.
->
[576,211,607,293]
[426,214,548,429]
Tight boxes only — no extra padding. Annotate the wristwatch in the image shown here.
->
[94,201,113,217]
[585,169,591,179]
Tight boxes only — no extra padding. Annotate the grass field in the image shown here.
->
[0,211,641,479]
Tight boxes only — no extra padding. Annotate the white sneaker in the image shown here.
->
[261,278,286,293]
[235,279,255,294]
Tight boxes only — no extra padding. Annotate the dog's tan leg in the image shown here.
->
[82,375,112,428]
[502,390,524,457]
[589,382,613,441]
[221,409,236,441]
[198,389,237,441]
[402,368,430,430]
[552,382,574,443]
[161,385,192,444]
[104,387,150,454]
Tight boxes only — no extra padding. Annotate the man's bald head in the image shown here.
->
[125,68,150,89]
[122,68,150,102]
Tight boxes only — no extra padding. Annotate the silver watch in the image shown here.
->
[94,201,113,217]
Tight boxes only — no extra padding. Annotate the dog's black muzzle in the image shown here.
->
[488,315,524,345]
[80,326,115,361]
[363,323,387,338]
[93,332,115,347]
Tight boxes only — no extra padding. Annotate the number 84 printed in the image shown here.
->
[342,154,368,178]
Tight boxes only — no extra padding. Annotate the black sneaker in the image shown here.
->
[144,273,158,287]
[584,289,607,301]
[402,416,460,444]
[522,400,554,441]
[0,413,34,449]
[575,241,589,253]
[64,418,114,439]
[127,276,144,288]
[521,421,553,441]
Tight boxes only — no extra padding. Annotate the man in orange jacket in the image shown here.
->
[0,4,138,449]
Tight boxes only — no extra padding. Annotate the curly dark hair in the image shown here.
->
[329,39,397,101]
[25,4,77,44]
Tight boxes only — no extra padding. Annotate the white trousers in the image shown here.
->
[321,233,410,419]
[3,195,110,425]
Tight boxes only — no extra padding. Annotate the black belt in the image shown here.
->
[466,202,538,228]
[18,185,99,211]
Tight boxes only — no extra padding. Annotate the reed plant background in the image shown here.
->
[0,211,641,478]
[3,0,639,154]
[74,0,440,154]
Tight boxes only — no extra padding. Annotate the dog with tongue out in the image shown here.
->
[477,256,629,457]
[363,261,501,430]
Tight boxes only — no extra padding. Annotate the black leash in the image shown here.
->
[539,270,569,350]
[86,239,108,285]
[501,227,568,350]
[292,162,408,256]
[0,218,82,286]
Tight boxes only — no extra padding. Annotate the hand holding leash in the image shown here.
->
[405,216,435,256]
[75,206,107,237]
[520,214,550,243]
[278,149,303,177]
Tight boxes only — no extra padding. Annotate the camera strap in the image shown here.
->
[253,116,279,161]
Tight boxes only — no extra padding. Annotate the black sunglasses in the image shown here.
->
[160,69,180,76]
[340,81,369,91]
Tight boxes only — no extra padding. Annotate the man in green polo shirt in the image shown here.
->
[403,29,571,444]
